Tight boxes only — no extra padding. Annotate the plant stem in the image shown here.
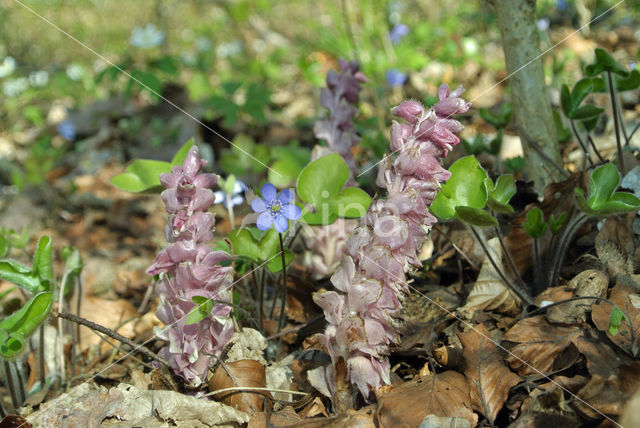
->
[38,325,46,389]
[586,134,606,163]
[58,270,69,385]
[277,233,288,333]
[493,225,528,293]
[3,360,19,411]
[533,238,543,295]
[627,122,640,143]
[570,119,593,168]
[469,226,533,306]
[52,311,169,368]
[607,71,625,174]
[548,213,589,287]
[226,195,235,228]
[258,268,265,331]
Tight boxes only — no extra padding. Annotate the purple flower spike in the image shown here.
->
[147,145,234,387]
[251,183,301,233]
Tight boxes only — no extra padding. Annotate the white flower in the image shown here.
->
[195,36,212,52]
[66,63,84,81]
[29,70,49,87]
[0,56,16,78]
[130,24,165,49]
[214,179,247,208]
[2,77,29,97]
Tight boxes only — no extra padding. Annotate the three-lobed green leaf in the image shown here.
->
[575,163,640,216]
[228,228,293,273]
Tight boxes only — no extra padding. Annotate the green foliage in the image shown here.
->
[267,143,310,188]
[503,156,526,173]
[61,247,83,297]
[219,134,269,176]
[608,306,627,336]
[110,139,194,192]
[0,292,53,359]
[431,156,497,227]
[185,296,215,325]
[296,153,372,225]
[228,228,293,273]
[478,102,512,129]
[204,82,271,127]
[462,132,502,156]
[560,78,604,121]
[552,110,572,144]
[487,174,516,214]
[585,48,630,78]
[575,163,640,216]
[523,207,547,238]
[548,213,567,235]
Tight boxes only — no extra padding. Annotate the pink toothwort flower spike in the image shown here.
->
[308,85,468,412]
[147,146,234,387]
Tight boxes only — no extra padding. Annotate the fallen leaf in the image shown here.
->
[459,238,520,318]
[620,385,640,428]
[575,363,640,419]
[209,359,270,414]
[596,239,634,278]
[503,209,533,276]
[545,270,607,325]
[595,212,636,259]
[458,324,521,424]
[78,295,137,352]
[0,415,31,428]
[375,371,477,427]
[502,316,581,378]
[591,282,640,357]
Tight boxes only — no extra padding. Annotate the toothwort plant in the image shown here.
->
[305,60,366,278]
[312,59,367,184]
[308,85,469,410]
[147,146,234,387]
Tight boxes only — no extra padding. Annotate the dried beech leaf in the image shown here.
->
[502,316,581,378]
[575,363,640,419]
[459,238,520,318]
[571,333,634,378]
[546,270,607,324]
[503,210,533,276]
[595,239,633,278]
[375,371,477,427]
[458,324,521,423]
[591,283,640,357]
[209,359,270,414]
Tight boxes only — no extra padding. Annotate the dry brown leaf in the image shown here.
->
[620,385,640,428]
[575,363,640,419]
[502,316,581,378]
[78,295,137,352]
[571,333,634,378]
[595,212,636,258]
[591,282,640,357]
[459,238,520,318]
[209,359,270,415]
[545,270,608,325]
[375,371,477,427]
[248,406,302,428]
[503,209,533,276]
[458,324,521,424]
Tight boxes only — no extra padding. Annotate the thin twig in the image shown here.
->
[570,119,594,167]
[607,71,625,174]
[51,311,169,368]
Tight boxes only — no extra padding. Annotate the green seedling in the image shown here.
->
[522,207,547,238]
[487,174,517,214]
[575,163,640,216]
[296,153,371,225]
[548,213,567,235]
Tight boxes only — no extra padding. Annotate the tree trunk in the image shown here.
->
[490,0,563,194]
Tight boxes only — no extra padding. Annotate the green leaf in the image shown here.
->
[0,292,53,359]
[588,163,620,210]
[523,207,547,238]
[549,213,567,235]
[0,260,40,293]
[206,96,240,127]
[571,104,604,120]
[32,236,53,285]
[462,134,486,156]
[560,84,573,117]
[596,192,640,215]
[131,69,163,99]
[478,103,512,129]
[150,56,179,76]
[170,139,195,166]
[334,187,372,218]
[61,247,83,297]
[229,228,262,261]
[266,248,294,273]
[185,296,215,325]
[586,48,630,78]
[571,78,595,111]
[110,159,171,192]
[7,227,29,250]
[488,174,516,214]
[608,306,626,335]
[615,69,640,91]
[0,233,8,258]
[297,153,349,207]
[553,110,572,144]
[454,206,498,227]
[431,156,489,221]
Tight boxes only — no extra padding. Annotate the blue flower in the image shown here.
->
[386,69,407,88]
[389,24,409,44]
[631,62,636,71]
[214,179,247,208]
[57,120,76,141]
[556,0,568,12]
[251,183,301,233]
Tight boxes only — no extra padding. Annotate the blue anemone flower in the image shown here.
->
[251,183,301,233]
[386,69,407,88]
[389,24,409,44]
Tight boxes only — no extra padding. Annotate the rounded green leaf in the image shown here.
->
[523,207,547,238]
[170,139,195,166]
[334,187,372,218]
[0,291,53,359]
[229,229,261,261]
[586,48,630,78]
[454,206,498,227]
[110,159,171,193]
[431,156,489,220]
[488,174,516,214]
[296,153,349,207]
[588,163,620,210]
[570,104,604,120]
